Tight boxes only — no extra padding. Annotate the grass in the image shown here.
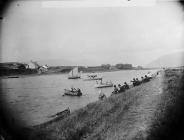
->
[147,68,184,140]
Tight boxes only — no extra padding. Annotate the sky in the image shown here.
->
[0,0,184,66]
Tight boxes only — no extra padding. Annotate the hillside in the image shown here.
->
[146,51,184,68]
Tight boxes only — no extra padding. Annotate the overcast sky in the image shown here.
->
[0,0,184,66]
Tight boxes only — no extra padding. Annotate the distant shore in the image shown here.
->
[0,67,156,79]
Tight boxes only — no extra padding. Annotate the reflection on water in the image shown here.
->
[0,70,157,126]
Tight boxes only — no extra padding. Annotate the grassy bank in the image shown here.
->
[147,68,184,140]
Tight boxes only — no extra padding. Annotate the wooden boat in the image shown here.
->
[94,80,113,88]
[49,108,70,118]
[55,108,70,119]
[84,74,102,81]
[41,108,70,126]
[68,67,81,79]
[63,89,82,96]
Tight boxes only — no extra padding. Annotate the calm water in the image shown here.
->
[0,70,157,126]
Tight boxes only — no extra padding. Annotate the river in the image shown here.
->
[0,69,158,126]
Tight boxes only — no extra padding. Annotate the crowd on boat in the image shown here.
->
[63,87,82,96]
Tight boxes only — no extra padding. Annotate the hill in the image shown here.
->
[146,51,184,68]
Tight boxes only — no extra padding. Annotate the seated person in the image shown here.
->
[147,72,152,79]
[141,76,144,83]
[135,78,141,86]
[118,84,125,93]
[77,88,82,96]
[123,82,129,89]
[144,75,150,82]
[131,78,136,87]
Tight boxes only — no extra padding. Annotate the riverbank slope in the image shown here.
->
[6,68,184,140]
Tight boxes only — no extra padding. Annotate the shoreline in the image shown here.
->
[0,68,157,79]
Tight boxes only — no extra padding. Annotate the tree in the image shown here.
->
[115,63,132,69]
[101,64,111,69]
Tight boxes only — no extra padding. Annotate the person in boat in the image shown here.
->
[123,82,129,89]
[112,85,119,94]
[157,71,160,75]
[77,88,82,96]
[71,87,76,92]
[118,84,125,93]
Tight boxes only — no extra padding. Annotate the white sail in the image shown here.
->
[68,67,80,78]
[69,69,73,77]
[72,67,79,76]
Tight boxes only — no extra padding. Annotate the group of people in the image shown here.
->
[112,73,154,95]
[70,87,82,96]
[131,74,152,87]
[112,82,130,94]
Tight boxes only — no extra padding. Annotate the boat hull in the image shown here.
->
[42,108,70,127]
[95,84,113,88]
[68,76,80,79]
[84,77,102,81]
[63,89,82,96]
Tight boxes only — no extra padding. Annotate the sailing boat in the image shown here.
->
[68,67,81,79]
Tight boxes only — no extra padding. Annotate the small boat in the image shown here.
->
[84,74,102,81]
[55,108,70,118]
[94,80,113,88]
[63,89,82,96]
[43,108,70,126]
